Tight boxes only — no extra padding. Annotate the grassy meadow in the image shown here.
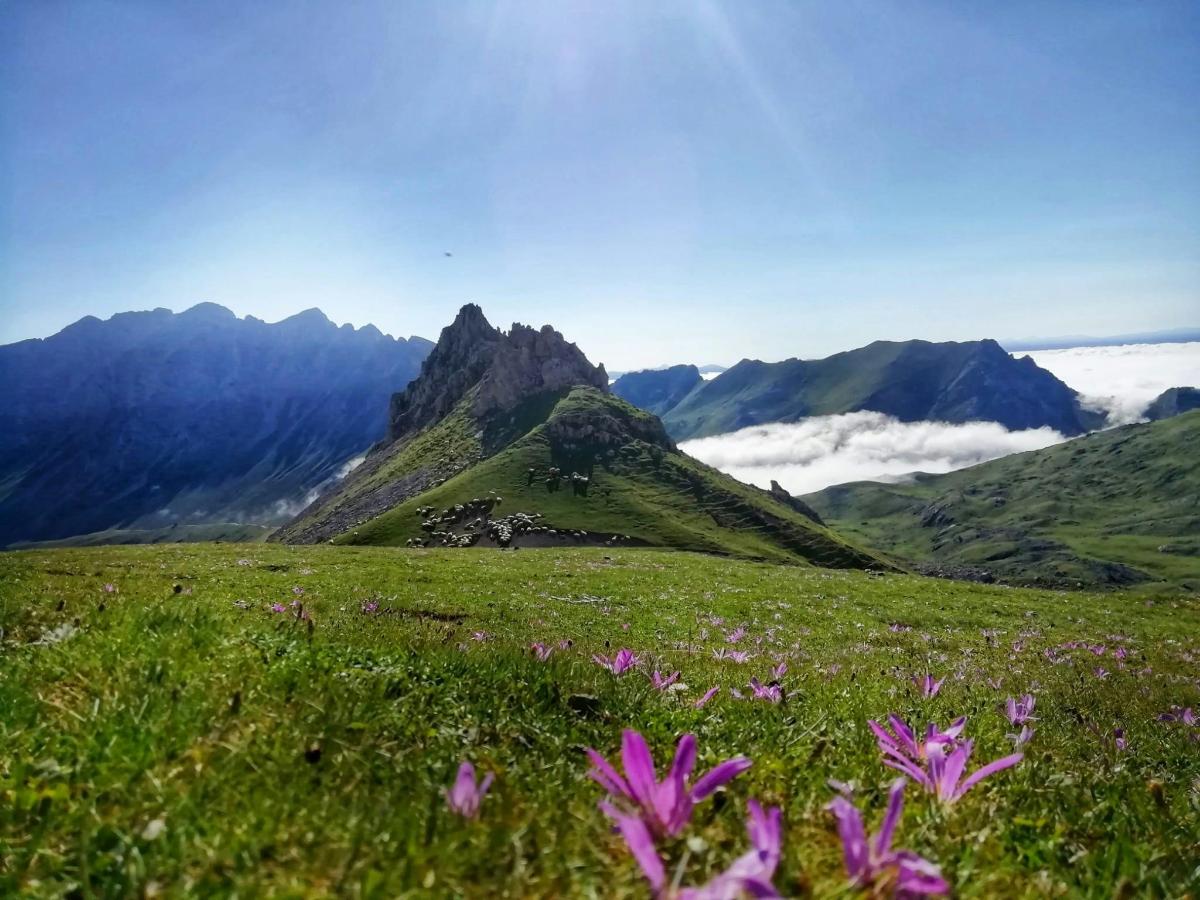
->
[1,544,1198,897]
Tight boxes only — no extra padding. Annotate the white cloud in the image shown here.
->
[680,412,1069,496]
[1019,342,1200,425]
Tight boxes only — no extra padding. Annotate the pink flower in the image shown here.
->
[445,761,494,818]
[594,648,641,674]
[913,674,944,699]
[360,600,379,614]
[726,627,748,644]
[651,670,680,691]
[270,603,287,613]
[531,642,553,661]
[748,678,783,704]
[472,631,490,642]
[102,583,117,593]
[695,686,720,709]
[586,730,751,838]
[921,740,1023,804]
[869,714,966,774]
[828,778,949,896]
[1005,694,1037,725]
[606,798,782,899]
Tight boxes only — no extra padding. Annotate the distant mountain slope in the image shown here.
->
[611,365,703,415]
[660,339,1104,440]
[803,412,1200,592]
[276,306,883,569]
[0,304,431,546]
[1145,387,1199,421]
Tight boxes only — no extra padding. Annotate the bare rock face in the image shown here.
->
[768,479,825,526]
[475,323,609,417]
[388,305,609,440]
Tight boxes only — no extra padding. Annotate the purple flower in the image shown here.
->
[594,648,641,674]
[270,603,287,614]
[1158,706,1197,726]
[869,714,966,776]
[651,670,681,691]
[102,583,117,593]
[472,631,490,642]
[748,678,783,704]
[695,686,720,709]
[587,730,751,838]
[531,642,553,661]
[827,778,949,896]
[913,674,944,699]
[606,798,782,899]
[771,661,788,680]
[726,627,748,644]
[360,600,379,615]
[1005,694,1036,726]
[922,740,1023,804]
[1007,725,1035,748]
[1094,667,1111,679]
[445,761,494,818]
[1114,728,1128,751]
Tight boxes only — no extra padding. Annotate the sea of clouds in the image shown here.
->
[1023,342,1200,425]
[681,341,1200,496]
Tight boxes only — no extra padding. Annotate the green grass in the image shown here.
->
[805,412,1200,593]
[2,543,1198,897]
[337,388,881,570]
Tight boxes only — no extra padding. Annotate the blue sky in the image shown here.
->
[2,1,1197,370]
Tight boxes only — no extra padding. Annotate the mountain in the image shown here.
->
[274,305,882,569]
[802,411,1200,592]
[0,304,432,547]
[1144,386,1200,421]
[611,364,703,415]
[1003,327,1200,351]
[658,339,1104,440]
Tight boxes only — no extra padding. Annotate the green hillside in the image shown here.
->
[804,411,1200,592]
[339,388,883,569]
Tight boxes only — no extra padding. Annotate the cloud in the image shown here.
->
[680,412,1069,496]
[1019,341,1200,425]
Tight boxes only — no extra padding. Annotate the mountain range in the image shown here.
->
[274,305,881,569]
[0,304,431,547]
[615,339,1106,440]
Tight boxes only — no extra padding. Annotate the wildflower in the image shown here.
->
[360,600,379,615]
[531,642,553,661]
[587,730,751,838]
[605,798,782,899]
[986,677,1003,690]
[651,671,680,691]
[622,623,631,631]
[726,627,748,644]
[1005,694,1037,726]
[828,778,949,896]
[869,715,966,776]
[594,648,641,674]
[1094,667,1111,679]
[913,674,944,699]
[728,650,752,664]
[1007,725,1035,748]
[445,761,494,818]
[922,740,1023,803]
[471,631,490,642]
[748,678,783,704]
[236,558,252,566]
[772,661,788,679]
[270,603,287,613]
[102,583,117,593]
[695,686,720,709]
[1114,728,1128,751]
[1158,706,1197,725]
[292,586,304,596]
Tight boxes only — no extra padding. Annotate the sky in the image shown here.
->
[2,1,1198,371]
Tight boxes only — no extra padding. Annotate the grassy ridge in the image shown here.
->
[2,544,1198,896]
[340,389,880,569]
[805,411,1200,593]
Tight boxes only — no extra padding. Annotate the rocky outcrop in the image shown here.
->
[768,480,825,525]
[475,323,608,417]
[387,305,608,441]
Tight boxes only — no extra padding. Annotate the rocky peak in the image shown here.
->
[388,305,609,441]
